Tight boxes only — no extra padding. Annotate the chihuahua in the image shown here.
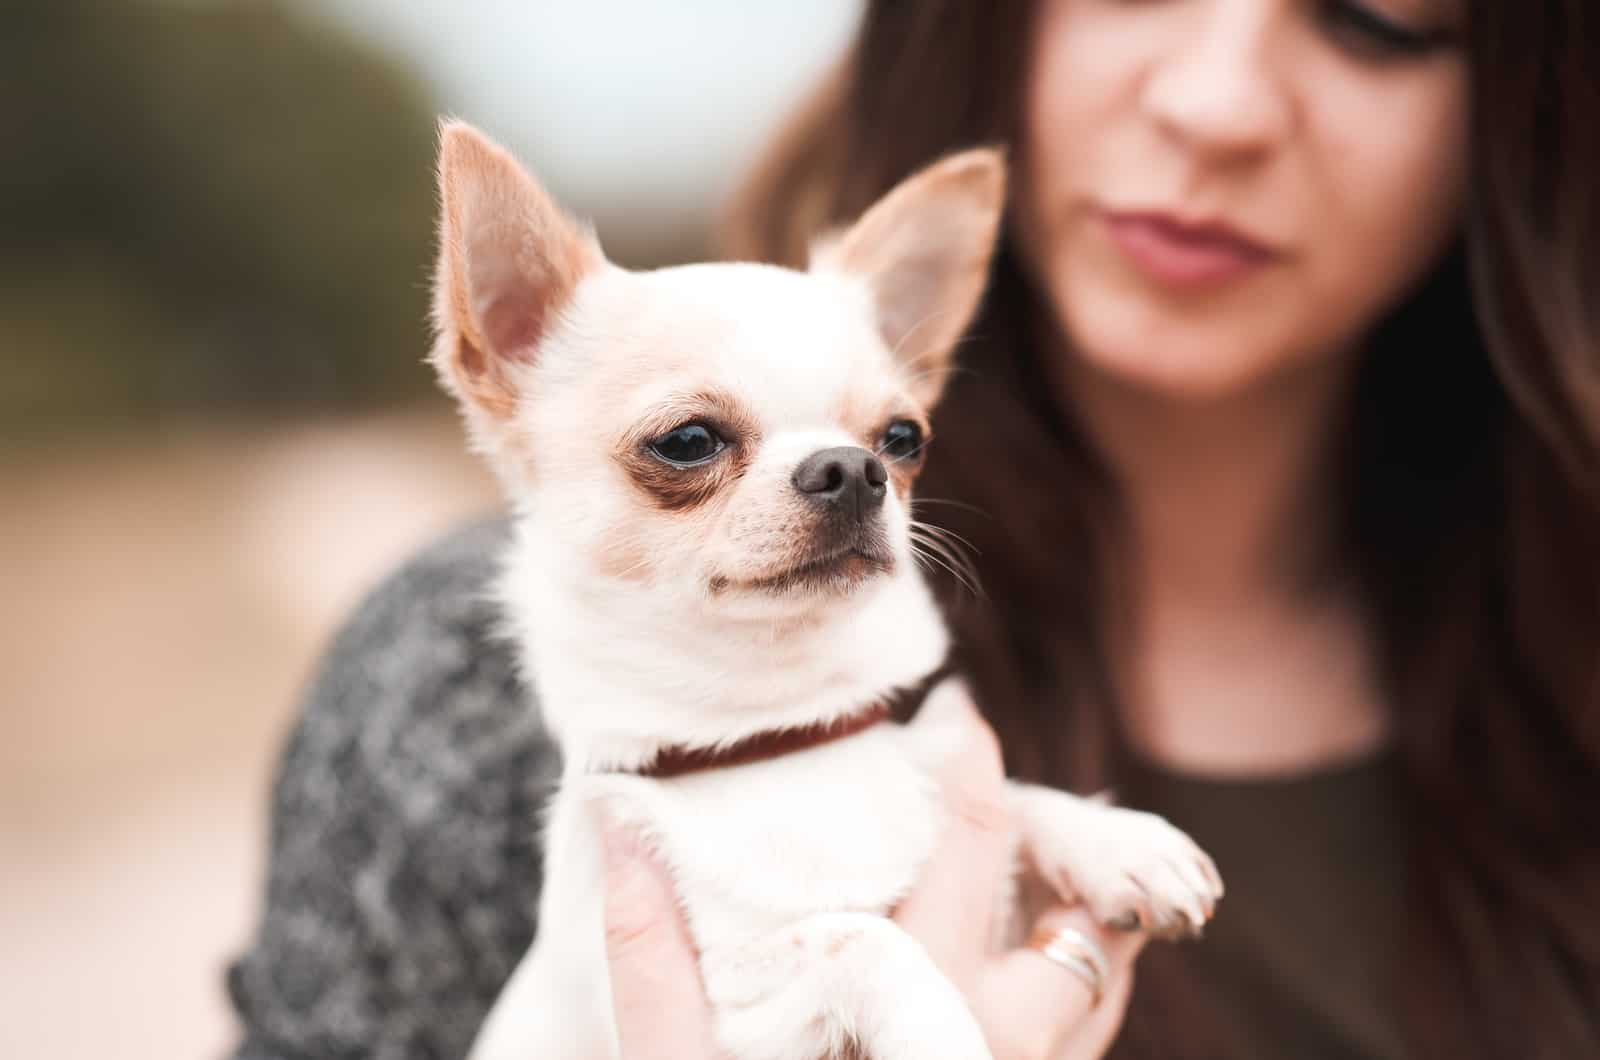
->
[428,121,1221,1060]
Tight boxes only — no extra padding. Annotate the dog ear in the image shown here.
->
[430,120,603,422]
[812,149,998,409]
[809,149,1006,409]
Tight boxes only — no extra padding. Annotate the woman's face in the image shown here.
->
[1020,0,1469,398]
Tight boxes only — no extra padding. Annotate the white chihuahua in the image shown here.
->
[428,121,1221,1060]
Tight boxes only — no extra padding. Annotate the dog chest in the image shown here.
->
[632,728,942,948]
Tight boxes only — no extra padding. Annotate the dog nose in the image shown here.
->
[792,446,888,519]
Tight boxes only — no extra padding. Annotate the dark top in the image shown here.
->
[227,517,1407,1060]
[1124,755,1408,1060]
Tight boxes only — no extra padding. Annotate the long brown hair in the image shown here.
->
[723,3,1600,1057]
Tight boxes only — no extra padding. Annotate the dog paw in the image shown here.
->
[1029,802,1223,941]
[877,1011,994,1060]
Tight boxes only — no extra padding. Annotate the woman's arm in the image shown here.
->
[227,517,563,1060]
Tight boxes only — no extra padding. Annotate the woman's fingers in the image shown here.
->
[976,907,1146,1060]
[601,823,721,1060]
[892,679,1014,987]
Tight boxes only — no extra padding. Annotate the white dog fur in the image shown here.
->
[426,120,1222,1060]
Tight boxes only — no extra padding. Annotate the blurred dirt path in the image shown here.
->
[0,409,499,1060]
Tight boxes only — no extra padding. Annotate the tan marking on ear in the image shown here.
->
[810,148,1006,411]
[448,334,517,420]
[430,119,603,423]
[612,389,761,513]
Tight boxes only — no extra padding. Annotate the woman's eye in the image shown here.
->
[648,423,726,467]
[880,420,925,461]
[1321,0,1452,60]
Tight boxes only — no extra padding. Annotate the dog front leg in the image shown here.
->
[897,677,1222,941]
[1009,784,1223,940]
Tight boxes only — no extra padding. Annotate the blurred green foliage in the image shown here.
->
[0,0,442,438]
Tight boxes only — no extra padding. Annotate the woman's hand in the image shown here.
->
[601,824,722,1059]
[599,688,1145,1060]
[893,687,1147,1060]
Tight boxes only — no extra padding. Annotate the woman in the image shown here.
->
[228,1,1599,1058]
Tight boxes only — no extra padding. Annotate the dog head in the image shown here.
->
[430,121,1004,627]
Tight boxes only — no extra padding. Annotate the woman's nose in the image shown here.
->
[1140,0,1294,161]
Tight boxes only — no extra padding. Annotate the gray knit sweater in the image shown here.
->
[227,516,559,1060]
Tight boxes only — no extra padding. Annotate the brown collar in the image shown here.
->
[630,702,890,779]
[627,665,951,780]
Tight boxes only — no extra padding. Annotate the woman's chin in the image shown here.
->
[1051,277,1327,405]
[1071,339,1288,404]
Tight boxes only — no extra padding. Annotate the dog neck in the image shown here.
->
[499,525,952,773]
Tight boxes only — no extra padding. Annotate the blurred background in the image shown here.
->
[0,2,860,1056]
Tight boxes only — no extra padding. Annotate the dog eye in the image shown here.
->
[880,420,925,461]
[648,423,726,467]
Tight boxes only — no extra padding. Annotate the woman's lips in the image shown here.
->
[1101,210,1278,288]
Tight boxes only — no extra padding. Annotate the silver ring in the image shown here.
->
[1026,925,1108,1008]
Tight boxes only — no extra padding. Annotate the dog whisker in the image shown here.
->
[909,496,990,518]
[909,518,980,555]
[910,523,981,584]
[909,525,983,599]
[911,533,975,584]
[911,540,981,598]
